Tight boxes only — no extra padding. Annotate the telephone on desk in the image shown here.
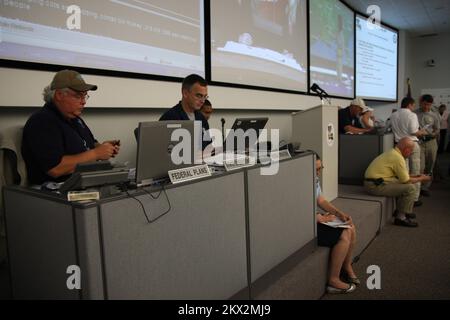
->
[58,161,129,193]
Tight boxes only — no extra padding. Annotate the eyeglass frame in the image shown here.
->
[192,92,209,101]
[65,89,90,101]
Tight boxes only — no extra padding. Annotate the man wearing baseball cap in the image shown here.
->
[22,70,120,185]
[338,97,374,134]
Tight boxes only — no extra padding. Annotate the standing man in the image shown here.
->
[415,94,440,197]
[438,104,448,153]
[22,70,120,185]
[338,98,373,134]
[390,97,428,206]
[200,99,213,121]
[160,74,212,150]
[364,138,431,227]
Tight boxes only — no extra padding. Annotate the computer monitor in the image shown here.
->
[135,120,202,186]
[224,117,269,152]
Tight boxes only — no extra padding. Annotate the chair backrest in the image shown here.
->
[134,127,139,143]
[0,125,26,239]
[0,125,27,186]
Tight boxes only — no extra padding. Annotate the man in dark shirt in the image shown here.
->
[160,74,212,150]
[338,97,373,134]
[22,70,120,185]
[200,99,213,121]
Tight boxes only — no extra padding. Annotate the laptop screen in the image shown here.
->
[135,120,202,185]
[224,117,269,152]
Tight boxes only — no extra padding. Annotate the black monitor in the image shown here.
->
[224,117,269,152]
[135,120,202,186]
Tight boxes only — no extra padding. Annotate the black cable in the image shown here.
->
[142,187,163,200]
[124,184,172,224]
[125,190,151,223]
[145,185,172,224]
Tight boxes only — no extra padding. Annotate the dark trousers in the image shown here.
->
[438,129,447,153]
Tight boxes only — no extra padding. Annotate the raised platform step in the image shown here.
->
[254,193,389,300]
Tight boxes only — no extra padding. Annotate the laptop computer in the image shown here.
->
[135,120,202,186]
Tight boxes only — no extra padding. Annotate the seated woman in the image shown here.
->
[315,155,359,294]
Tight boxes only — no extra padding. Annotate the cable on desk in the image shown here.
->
[124,184,172,224]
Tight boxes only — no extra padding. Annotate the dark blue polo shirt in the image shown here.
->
[22,102,97,185]
[338,107,361,134]
[159,102,212,150]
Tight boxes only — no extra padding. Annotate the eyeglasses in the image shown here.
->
[66,90,90,101]
[193,93,209,101]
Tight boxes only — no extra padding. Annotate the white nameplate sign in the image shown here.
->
[223,156,257,172]
[270,150,292,162]
[168,164,212,184]
[67,191,100,202]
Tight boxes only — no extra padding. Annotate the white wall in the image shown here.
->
[409,33,450,100]
[0,67,354,165]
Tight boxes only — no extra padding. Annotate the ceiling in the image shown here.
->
[344,0,450,36]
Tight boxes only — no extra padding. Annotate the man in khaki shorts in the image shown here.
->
[364,137,431,228]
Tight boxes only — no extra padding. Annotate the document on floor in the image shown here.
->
[320,216,352,228]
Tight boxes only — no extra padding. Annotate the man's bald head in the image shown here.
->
[397,137,415,158]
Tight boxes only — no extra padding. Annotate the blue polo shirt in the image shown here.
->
[22,102,97,184]
[159,102,212,150]
[338,107,361,133]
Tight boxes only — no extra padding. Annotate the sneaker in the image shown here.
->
[421,190,431,197]
[414,200,423,207]
[394,218,418,228]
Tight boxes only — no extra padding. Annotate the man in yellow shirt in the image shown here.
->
[364,137,431,227]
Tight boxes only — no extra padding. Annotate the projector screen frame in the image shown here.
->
[0,0,206,85]
[308,0,356,100]
[354,10,399,103]
[206,0,310,96]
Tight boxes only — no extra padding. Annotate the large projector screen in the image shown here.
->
[356,15,398,101]
[0,0,205,78]
[210,0,308,93]
[309,0,354,98]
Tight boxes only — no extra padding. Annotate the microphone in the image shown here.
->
[310,83,328,97]
[311,83,332,105]
[221,118,226,150]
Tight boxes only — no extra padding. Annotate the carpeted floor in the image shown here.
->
[324,152,450,300]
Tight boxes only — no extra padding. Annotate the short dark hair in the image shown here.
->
[401,97,415,109]
[202,99,212,108]
[420,94,434,104]
[182,74,207,91]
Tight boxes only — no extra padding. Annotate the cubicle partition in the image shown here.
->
[247,155,316,283]
[339,133,394,185]
[4,153,316,300]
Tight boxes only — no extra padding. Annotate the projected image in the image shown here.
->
[211,0,308,92]
[310,0,354,98]
[356,15,398,101]
[0,0,204,78]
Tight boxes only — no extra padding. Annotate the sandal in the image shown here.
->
[343,274,361,285]
[326,283,356,294]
